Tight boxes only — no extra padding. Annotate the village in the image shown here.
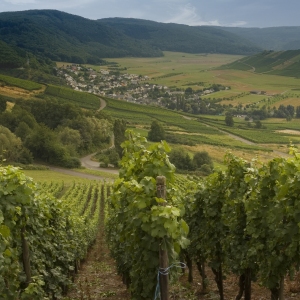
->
[55,64,225,108]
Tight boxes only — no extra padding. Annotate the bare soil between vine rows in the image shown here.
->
[65,231,130,300]
[66,232,300,300]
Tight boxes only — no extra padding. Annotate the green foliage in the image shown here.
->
[0,96,7,113]
[0,10,163,63]
[97,148,120,167]
[186,151,300,298]
[148,120,165,142]
[0,125,32,163]
[99,18,261,55]
[1,99,113,165]
[106,131,189,299]
[0,74,42,91]
[44,85,100,110]
[113,119,127,157]
[220,49,300,78]
[169,148,193,171]
[192,151,213,173]
[0,167,106,299]
[0,40,25,68]
[225,113,234,127]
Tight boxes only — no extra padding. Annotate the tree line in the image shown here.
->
[0,96,112,167]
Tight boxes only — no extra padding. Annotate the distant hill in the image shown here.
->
[0,10,163,64]
[220,27,300,51]
[219,49,300,78]
[0,39,61,84]
[0,40,25,68]
[0,10,262,66]
[98,18,261,55]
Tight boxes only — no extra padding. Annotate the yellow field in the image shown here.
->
[183,144,281,165]
[273,96,300,108]
[0,85,46,98]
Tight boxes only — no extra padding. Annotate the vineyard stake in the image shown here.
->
[21,226,32,286]
[156,176,169,300]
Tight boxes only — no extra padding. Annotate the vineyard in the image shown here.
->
[104,97,265,151]
[0,74,43,91]
[45,85,100,109]
[105,132,300,299]
[0,166,110,299]
[2,132,300,299]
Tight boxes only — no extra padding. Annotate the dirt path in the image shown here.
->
[66,185,130,300]
[80,152,119,175]
[99,97,107,111]
[48,166,108,180]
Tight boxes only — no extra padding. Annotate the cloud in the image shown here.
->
[4,0,36,4]
[165,3,247,27]
[4,0,96,9]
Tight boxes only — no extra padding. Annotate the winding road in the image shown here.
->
[80,152,119,175]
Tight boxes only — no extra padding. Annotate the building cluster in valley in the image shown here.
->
[55,64,224,108]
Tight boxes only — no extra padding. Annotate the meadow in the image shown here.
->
[3,51,300,168]
[98,52,300,153]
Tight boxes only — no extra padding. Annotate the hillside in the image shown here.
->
[0,39,61,84]
[0,9,261,66]
[221,26,300,51]
[0,10,163,63]
[98,18,261,55]
[219,49,300,78]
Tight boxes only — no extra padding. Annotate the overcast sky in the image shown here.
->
[1,0,299,28]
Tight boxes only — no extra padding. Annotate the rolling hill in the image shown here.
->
[0,9,261,66]
[97,18,261,55]
[219,49,300,78]
[0,10,163,64]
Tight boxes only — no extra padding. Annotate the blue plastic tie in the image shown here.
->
[153,262,186,300]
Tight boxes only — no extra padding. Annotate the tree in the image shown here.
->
[169,148,193,171]
[148,121,165,142]
[296,106,300,118]
[225,113,234,127]
[193,151,214,173]
[0,125,22,162]
[113,119,127,157]
[0,96,6,113]
[254,120,262,129]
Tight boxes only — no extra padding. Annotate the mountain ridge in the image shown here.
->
[0,9,260,64]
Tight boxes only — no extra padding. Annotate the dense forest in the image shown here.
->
[0,40,60,83]
[0,10,163,63]
[0,9,261,66]
[0,96,112,167]
[97,18,261,55]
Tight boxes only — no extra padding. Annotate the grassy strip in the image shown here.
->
[0,74,43,90]
[73,168,118,180]
[45,85,100,109]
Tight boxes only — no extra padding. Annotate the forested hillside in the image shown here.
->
[0,82,112,167]
[0,10,163,63]
[98,18,261,55]
[0,9,261,66]
[0,39,60,83]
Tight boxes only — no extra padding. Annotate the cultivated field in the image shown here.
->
[3,52,300,167]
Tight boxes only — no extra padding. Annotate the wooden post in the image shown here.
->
[21,226,31,286]
[156,176,169,300]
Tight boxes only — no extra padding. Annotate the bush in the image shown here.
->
[192,151,213,170]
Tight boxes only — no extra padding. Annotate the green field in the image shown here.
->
[0,74,43,90]
[3,52,300,166]
[45,85,100,109]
